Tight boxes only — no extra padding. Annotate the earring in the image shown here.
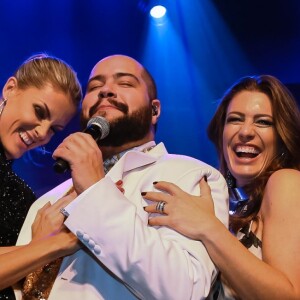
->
[0,98,7,116]
[226,169,235,188]
[226,169,249,215]
[152,105,158,116]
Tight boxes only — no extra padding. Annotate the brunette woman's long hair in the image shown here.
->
[207,75,300,232]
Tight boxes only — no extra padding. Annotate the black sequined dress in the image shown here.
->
[0,143,36,299]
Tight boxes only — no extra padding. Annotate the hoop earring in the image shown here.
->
[0,98,7,116]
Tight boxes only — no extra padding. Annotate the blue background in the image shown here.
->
[1,0,300,196]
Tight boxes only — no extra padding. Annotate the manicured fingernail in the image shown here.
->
[204,175,207,182]
[120,188,125,193]
[141,192,147,196]
[116,180,123,185]
[153,181,158,185]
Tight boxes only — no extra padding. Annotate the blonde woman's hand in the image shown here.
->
[32,190,77,241]
[52,226,82,256]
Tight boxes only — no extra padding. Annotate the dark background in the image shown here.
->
[1,0,299,196]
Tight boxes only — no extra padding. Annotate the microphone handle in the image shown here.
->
[53,157,69,173]
[53,125,102,173]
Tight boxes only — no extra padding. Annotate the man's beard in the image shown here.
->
[81,103,153,147]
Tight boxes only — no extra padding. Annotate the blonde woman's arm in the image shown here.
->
[0,194,81,290]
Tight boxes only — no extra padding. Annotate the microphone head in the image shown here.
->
[87,116,110,139]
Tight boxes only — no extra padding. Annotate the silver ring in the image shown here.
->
[156,201,166,213]
[59,207,69,217]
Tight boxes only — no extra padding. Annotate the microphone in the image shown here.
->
[53,116,110,173]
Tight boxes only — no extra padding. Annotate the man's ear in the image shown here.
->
[2,77,18,99]
[152,104,158,116]
[151,99,161,122]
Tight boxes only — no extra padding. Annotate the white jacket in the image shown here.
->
[15,142,228,300]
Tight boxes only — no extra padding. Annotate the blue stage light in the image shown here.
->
[150,5,167,19]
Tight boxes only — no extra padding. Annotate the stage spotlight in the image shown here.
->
[150,5,167,19]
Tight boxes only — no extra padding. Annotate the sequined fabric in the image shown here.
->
[22,258,63,300]
[0,143,36,300]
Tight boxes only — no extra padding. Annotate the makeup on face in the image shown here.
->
[223,91,277,186]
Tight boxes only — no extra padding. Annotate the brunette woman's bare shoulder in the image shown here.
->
[261,168,300,217]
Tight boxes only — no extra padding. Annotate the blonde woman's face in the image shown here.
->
[0,78,76,159]
[222,90,278,187]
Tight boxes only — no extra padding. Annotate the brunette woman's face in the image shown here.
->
[222,90,278,187]
[0,77,76,159]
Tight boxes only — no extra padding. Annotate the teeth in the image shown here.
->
[235,145,259,154]
[19,131,33,146]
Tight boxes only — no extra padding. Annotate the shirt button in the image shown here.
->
[94,245,101,255]
[83,233,89,242]
[88,239,96,248]
[76,230,84,238]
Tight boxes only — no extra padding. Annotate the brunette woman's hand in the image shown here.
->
[115,180,125,194]
[143,177,218,240]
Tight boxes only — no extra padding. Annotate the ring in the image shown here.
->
[156,201,166,213]
[59,207,69,217]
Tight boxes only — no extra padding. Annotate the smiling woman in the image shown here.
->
[143,75,300,299]
[1,55,82,159]
[0,54,82,299]
[222,90,277,188]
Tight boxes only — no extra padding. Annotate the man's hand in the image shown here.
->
[53,132,105,194]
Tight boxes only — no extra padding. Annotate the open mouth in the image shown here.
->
[19,131,34,146]
[234,145,260,159]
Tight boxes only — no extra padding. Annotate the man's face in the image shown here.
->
[81,55,157,146]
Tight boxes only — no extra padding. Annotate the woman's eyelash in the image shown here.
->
[226,117,242,123]
[256,119,273,126]
[50,127,58,134]
[34,105,45,119]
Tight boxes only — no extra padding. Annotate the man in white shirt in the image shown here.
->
[15,54,228,300]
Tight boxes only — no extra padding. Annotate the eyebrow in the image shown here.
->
[87,74,105,85]
[227,111,273,118]
[114,72,140,84]
[255,114,273,118]
[87,72,140,86]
